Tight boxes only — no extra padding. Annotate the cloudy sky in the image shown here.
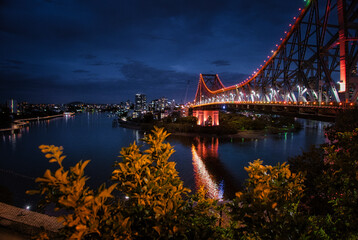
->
[1,0,305,104]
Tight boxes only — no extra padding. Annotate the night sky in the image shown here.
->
[1,0,306,104]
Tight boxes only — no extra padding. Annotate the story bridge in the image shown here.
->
[191,0,358,125]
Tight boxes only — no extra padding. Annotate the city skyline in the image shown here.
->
[1,0,305,103]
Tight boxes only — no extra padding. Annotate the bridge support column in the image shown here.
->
[193,110,219,126]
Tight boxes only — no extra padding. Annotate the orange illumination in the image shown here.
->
[321,102,325,105]
[299,101,303,104]
[191,145,223,200]
[329,102,333,105]
[339,103,343,105]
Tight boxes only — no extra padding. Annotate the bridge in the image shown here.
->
[191,0,358,125]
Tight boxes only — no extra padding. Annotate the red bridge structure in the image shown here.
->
[192,0,358,126]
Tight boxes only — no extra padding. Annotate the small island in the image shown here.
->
[116,111,302,139]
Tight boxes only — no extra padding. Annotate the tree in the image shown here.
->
[228,160,306,239]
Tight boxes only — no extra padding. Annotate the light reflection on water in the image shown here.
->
[191,145,224,200]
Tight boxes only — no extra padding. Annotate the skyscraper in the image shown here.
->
[135,93,147,112]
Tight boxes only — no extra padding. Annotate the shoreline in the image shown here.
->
[118,121,274,139]
[0,113,74,133]
[168,130,268,139]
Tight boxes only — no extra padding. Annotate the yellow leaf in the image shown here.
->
[153,226,161,235]
[75,224,87,231]
[26,190,39,195]
[122,217,130,228]
[235,192,243,198]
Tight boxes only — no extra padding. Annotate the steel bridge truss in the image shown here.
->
[194,0,358,106]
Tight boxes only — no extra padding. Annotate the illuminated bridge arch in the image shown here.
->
[194,0,358,107]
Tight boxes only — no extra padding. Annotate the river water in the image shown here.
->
[0,112,329,209]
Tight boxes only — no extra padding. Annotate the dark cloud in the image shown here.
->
[0,0,307,103]
[88,62,106,66]
[5,59,24,65]
[73,69,90,73]
[211,60,230,67]
[81,54,97,60]
[0,65,20,70]
[119,60,196,101]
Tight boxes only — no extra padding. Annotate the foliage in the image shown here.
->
[174,116,197,124]
[289,146,328,215]
[318,128,358,238]
[29,127,220,239]
[112,126,190,238]
[27,145,129,239]
[228,160,306,239]
[289,114,358,239]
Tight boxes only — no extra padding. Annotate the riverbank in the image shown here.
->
[117,120,290,139]
[168,130,267,139]
[0,113,74,133]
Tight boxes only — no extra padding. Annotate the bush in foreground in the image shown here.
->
[28,127,221,239]
[28,124,358,239]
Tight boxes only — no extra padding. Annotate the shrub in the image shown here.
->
[28,127,221,239]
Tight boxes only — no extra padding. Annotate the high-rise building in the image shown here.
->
[158,97,168,111]
[135,94,147,112]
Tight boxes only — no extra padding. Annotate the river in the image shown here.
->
[0,112,329,210]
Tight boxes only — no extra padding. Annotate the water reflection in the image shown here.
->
[191,137,241,200]
[192,145,223,200]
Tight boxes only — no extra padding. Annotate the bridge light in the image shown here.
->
[299,101,303,104]
[280,38,283,41]
[350,103,354,106]
[293,17,296,20]
[321,102,325,105]
[339,102,342,105]
[329,102,333,105]
[313,102,316,105]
